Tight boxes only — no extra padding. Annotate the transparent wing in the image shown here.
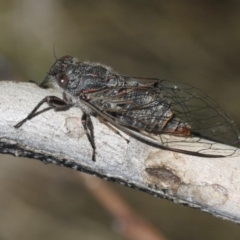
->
[87,77,240,157]
[157,79,239,145]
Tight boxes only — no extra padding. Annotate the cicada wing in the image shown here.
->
[124,77,240,145]
[83,97,238,158]
[85,76,240,157]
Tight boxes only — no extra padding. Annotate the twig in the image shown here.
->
[1,81,240,223]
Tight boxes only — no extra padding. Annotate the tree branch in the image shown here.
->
[1,81,240,223]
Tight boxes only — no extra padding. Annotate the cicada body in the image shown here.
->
[15,56,240,161]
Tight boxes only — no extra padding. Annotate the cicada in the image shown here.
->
[14,56,240,161]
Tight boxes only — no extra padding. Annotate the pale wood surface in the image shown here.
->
[1,81,240,223]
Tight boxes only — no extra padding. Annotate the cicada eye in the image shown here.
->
[56,73,69,89]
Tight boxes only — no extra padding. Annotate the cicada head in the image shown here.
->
[39,55,78,90]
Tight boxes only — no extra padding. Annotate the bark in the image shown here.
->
[1,80,240,223]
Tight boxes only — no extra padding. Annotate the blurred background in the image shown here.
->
[1,0,240,239]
